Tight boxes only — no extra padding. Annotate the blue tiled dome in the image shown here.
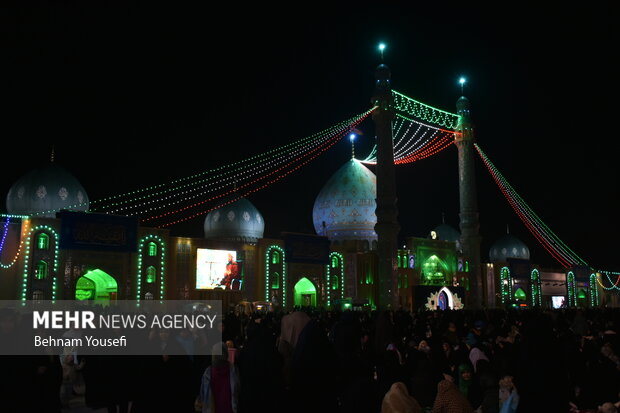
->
[312,159,377,242]
[489,234,530,262]
[204,197,264,243]
[6,164,89,218]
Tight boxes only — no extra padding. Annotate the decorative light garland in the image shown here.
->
[154,110,373,227]
[20,225,59,302]
[531,268,542,307]
[596,270,620,290]
[326,252,345,307]
[265,245,286,307]
[476,144,588,268]
[1,219,30,269]
[101,115,361,216]
[136,235,166,301]
[500,266,511,304]
[363,113,458,164]
[590,273,600,306]
[0,217,10,258]
[567,271,576,307]
[392,90,460,129]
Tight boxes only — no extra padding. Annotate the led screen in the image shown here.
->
[551,295,565,309]
[196,249,241,290]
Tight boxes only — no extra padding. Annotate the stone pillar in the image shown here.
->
[372,64,400,309]
[455,96,482,308]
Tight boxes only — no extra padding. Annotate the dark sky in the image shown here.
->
[1,2,614,270]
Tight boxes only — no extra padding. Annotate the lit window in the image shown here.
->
[148,242,158,256]
[35,260,48,280]
[146,266,156,283]
[32,290,45,300]
[37,233,49,250]
[332,275,339,290]
[272,251,280,264]
[331,256,339,268]
[271,272,280,289]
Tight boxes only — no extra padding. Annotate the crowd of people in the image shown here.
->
[2,306,620,412]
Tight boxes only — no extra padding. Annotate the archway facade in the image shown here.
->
[293,277,317,307]
[75,269,118,302]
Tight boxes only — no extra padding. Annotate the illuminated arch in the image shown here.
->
[438,286,454,309]
[421,255,448,284]
[531,269,542,306]
[21,225,59,302]
[514,287,527,301]
[75,269,118,301]
[137,235,166,301]
[567,271,576,307]
[294,277,317,307]
[265,245,286,306]
[500,267,511,304]
[326,251,344,307]
[590,273,599,307]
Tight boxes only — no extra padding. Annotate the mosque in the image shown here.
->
[0,146,609,310]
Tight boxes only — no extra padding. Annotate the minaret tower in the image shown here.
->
[455,92,482,307]
[372,60,399,309]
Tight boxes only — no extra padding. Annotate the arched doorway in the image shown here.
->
[437,289,449,310]
[75,269,118,303]
[294,277,317,307]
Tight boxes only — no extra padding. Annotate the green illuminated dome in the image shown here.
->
[312,158,377,243]
[489,234,530,262]
[204,197,264,243]
[6,163,89,218]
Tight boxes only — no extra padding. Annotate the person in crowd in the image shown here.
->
[381,381,422,413]
[197,342,240,413]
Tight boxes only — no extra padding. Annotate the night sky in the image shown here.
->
[1,2,614,270]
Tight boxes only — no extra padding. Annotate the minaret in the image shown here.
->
[372,63,399,309]
[455,94,482,308]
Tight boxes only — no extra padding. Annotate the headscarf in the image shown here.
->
[458,363,472,396]
[431,379,475,413]
[469,347,489,373]
[381,382,422,413]
[279,311,310,350]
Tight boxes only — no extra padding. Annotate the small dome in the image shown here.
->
[313,159,377,242]
[489,234,530,262]
[430,224,461,243]
[204,197,264,243]
[6,164,89,218]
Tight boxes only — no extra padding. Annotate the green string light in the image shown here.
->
[20,225,59,302]
[392,90,459,129]
[500,266,511,304]
[265,245,286,307]
[136,235,166,301]
[567,271,576,307]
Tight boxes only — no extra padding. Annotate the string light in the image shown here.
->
[590,273,600,306]
[20,225,59,302]
[1,219,30,269]
[363,114,458,165]
[500,266,511,304]
[531,269,542,307]
[0,217,10,258]
[567,271,576,307]
[326,252,345,307]
[154,111,373,227]
[265,245,286,306]
[476,143,588,268]
[136,235,166,301]
[100,115,364,216]
[392,90,460,129]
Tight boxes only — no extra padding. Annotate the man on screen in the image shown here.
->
[220,253,239,289]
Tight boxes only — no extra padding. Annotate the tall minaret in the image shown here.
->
[372,63,399,309]
[455,94,482,308]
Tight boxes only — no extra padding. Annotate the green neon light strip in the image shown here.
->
[392,90,459,129]
[21,225,59,302]
[326,252,345,307]
[136,235,166,301]
[265,245,286,306]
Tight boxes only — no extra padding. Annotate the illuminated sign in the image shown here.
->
[196,249,241,290]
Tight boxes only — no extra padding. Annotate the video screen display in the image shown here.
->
[551,295,565,309]
[196,249,241,290]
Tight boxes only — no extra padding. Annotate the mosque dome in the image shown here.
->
[204,197,264,243]
[312,158,377,242]
[6,163,89,218]
[489,234,530,262]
